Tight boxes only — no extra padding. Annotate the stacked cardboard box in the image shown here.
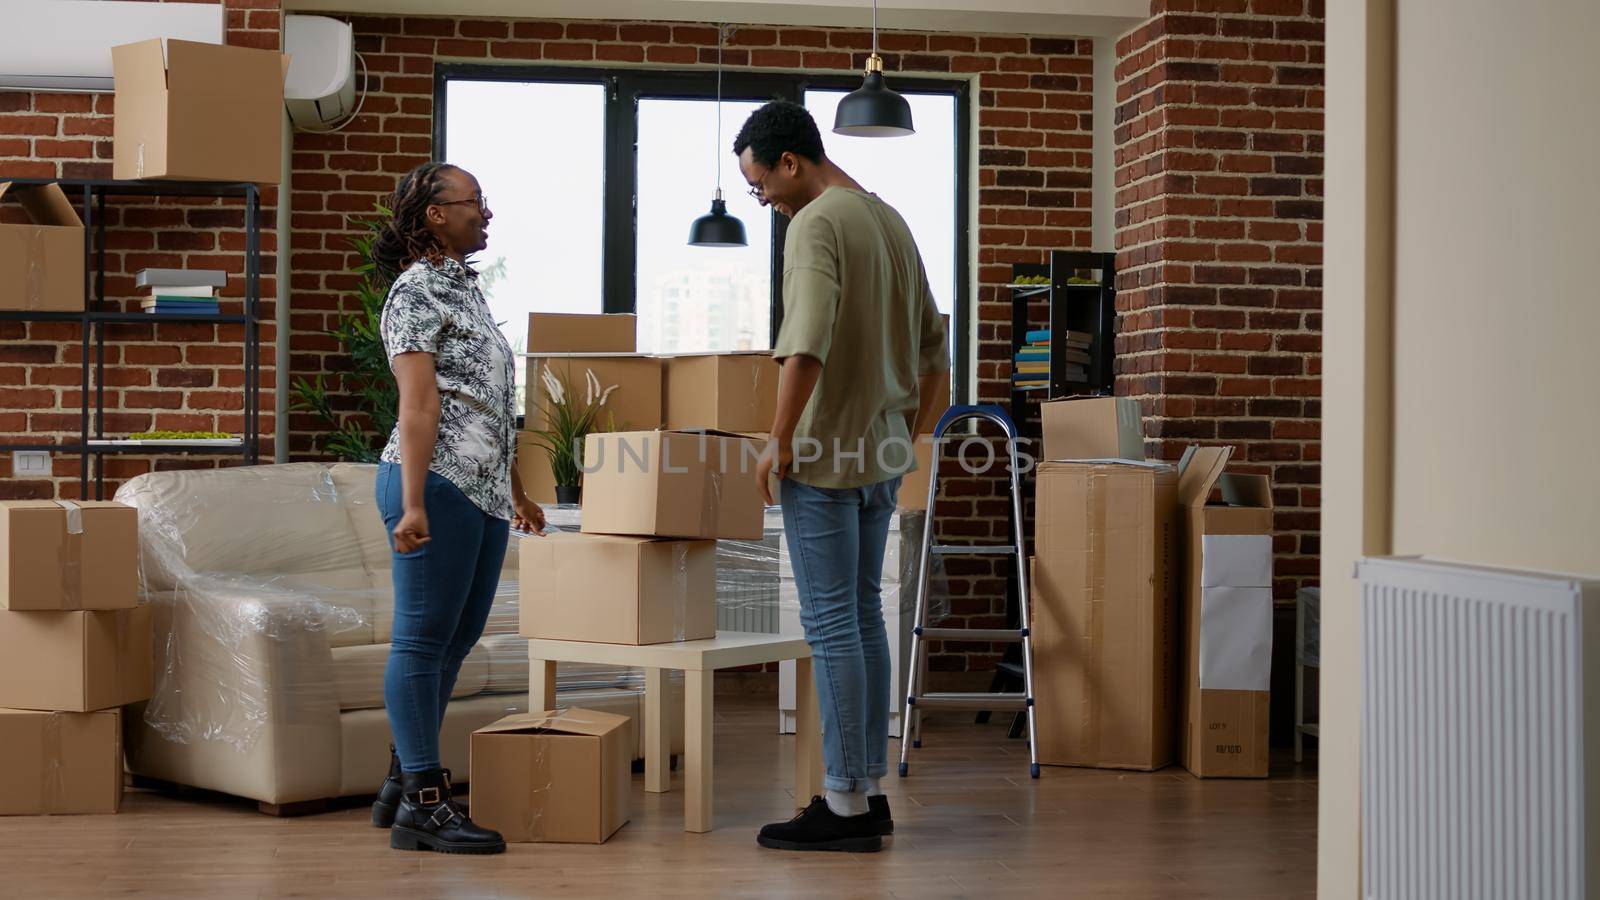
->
[0,501,153,814]
[0,182,84,313]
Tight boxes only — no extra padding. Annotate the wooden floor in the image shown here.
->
[0,684,1317,899]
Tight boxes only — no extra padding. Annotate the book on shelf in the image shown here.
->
[135,268,228,290]
[146,284,218,300]
[1022,328,1095,345]
[1016,348,1050,361]
[1015,363,1049,374]
[142,302,221,315]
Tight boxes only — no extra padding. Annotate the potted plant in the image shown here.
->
[528,366,616,505]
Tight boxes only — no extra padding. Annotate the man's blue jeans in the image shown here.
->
[781,475,901,793]
[376,462,509,773]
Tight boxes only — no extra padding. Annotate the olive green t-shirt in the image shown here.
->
[774,186,950,489]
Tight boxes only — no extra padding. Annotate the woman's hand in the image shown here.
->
[393,507,431,554]
[513,494,547,536]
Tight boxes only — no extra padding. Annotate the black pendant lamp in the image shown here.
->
[833,0,914,137]
[689,25,748,248]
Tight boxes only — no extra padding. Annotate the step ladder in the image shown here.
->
[898,404,1041,780]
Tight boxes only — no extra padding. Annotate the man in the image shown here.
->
[739,101,949,853]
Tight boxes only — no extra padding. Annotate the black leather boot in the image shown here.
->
[390,768,505,855]
[370,744,401,828]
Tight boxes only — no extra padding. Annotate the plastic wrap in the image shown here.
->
[1297,585,1321,668]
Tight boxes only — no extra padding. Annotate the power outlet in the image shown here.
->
[11,450,49,478]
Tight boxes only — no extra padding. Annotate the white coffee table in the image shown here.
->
[527,631,822,833]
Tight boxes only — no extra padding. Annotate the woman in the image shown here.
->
[366,161,546,855]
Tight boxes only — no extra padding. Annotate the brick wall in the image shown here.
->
[1114,0,1324,601]
[0,0,282,500]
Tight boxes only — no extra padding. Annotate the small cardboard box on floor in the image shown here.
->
[470,708,631,843]
[520,532,715,645]
[1031,459,1180,770]
[580,430,765,540]
[1177,445,1274,779]
[661,352,779,433]
[0,709,123,815]
[0,500,139,610]
[0,182,84,313]
[112,39,288,184]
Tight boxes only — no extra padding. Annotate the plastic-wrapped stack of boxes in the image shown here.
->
[0,501,153,815]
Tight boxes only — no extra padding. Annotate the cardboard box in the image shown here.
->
[1040,397,1144,462]
[580,430,765,540]
[662,352,779,433]
[519,532,716,645]
[0,182,84,313]
[1032,459,1180,770]
[470,708,631,843]
[1177,445,1274,778]
[515,431,560,505]
[0,501,139,611]
[526,355,663,433]
[0,606,153,712]
[112,39,287,184]
[0,709,122,815]
[526,312,636,355]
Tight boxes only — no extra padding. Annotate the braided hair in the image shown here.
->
[372,162,460,279]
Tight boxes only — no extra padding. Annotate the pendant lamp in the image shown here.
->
[833,0,914,137]
[689,25,748,248]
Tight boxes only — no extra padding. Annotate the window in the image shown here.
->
[437,67,969,401]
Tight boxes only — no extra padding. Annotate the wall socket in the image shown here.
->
[11,450,49,478]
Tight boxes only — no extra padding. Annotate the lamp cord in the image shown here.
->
[872,0,879,57]
[715,25,724,194]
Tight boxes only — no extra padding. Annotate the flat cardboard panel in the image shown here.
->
[527,355,662,432]
[525,313,636,354]
[0,709,121,815]
[662,353,779,433]
[0,183,84,313]
[1032,461,1179,770]
[519,533,715,645]
[0,502,138,611]
[1040,397,1144,462]
[0,607,153,712]
[470,709,631,843]
[580,431,763,540]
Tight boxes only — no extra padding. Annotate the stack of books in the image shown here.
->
[1013,328,1094,390]
[135,268,226,315]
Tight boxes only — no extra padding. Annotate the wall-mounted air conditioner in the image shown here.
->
[0,0,225,93]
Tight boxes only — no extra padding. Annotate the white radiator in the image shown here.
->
[1359,556,1600,900]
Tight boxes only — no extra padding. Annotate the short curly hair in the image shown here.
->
[733,101,825,168]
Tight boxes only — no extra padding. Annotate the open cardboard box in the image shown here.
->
[0,182,83,313]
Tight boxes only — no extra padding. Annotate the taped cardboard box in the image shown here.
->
[0,709,122,815]
[112,39,287,184]
[0,606,153,712]
[580,430,765,540]
[0,182,83,313]
[662,352,779,433]
[526,354,662,433]
[519,532,715,645]
[1177,445,1274,779]
[0,501,138,611]
[1040,397,1144,462]
[1031,460,1180,770]
[470,708,631,843]
[526,312,636,355]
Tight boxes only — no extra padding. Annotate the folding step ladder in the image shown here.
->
[898,404,1040,779]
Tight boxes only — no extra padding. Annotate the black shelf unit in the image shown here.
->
[0,178,262,499]
[1008,250,1117,436]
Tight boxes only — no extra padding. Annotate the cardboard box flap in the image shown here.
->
[1218,473,1273,509]
[1177,445,1232,508]
[1039,457,1171,469]
[112,38,170,89]
[669,427,760,441]
[165,40,287,98]
[0,183,83,227]
[477,709,629,739]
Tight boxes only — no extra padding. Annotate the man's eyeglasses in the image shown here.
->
[746,169,773,207]
[435,194,490,215]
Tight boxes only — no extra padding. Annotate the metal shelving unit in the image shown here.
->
[0,178,262,499]
[1008,249,1117,435]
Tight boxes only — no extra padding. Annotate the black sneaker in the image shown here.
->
[757,796,883,852]
[869,794,894,835]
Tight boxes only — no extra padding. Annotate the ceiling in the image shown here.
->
[283,0,1150,38]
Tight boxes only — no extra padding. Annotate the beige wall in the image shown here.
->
[1322,0,1600,895]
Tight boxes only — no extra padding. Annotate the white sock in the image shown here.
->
[866,777,883,798]
[825,788,868,817]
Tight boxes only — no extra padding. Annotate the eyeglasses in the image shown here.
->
[746,169,773,207]
[435,193,490,214]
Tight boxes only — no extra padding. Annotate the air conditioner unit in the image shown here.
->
[0,0,224,92]
[284,15,358,130]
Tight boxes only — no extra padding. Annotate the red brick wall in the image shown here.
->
[0,0,282,500]
[1114,0,1324,601]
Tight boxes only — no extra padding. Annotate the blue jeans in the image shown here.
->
[376,462,509,773]
[781,475,901,793]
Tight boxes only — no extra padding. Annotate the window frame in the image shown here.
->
[433,64,971,402]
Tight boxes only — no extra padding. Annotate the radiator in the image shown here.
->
[1359,556,1600,900]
